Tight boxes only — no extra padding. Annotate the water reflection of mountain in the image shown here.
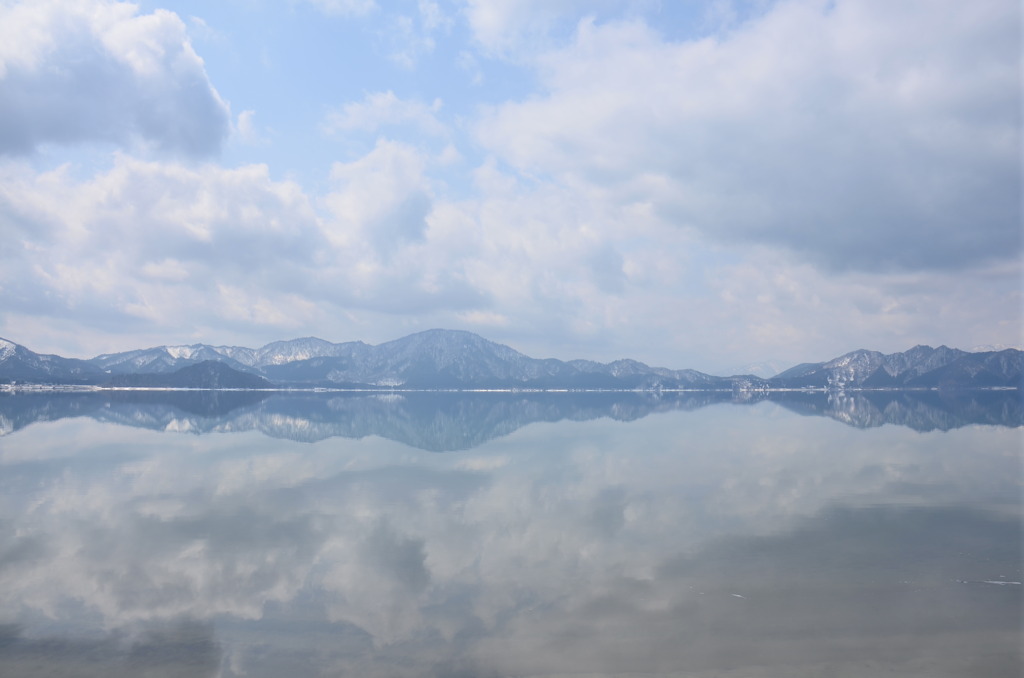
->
[0,390,271,437]
[0,389,1020,449]
[767,389,1024,432]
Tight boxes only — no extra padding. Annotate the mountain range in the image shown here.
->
[0,330,1020,391]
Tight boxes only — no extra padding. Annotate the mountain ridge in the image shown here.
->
[0,331,1020,391]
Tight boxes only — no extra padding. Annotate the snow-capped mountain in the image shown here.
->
[89,337,371,375]
[254,337,366,366]
[0,338,103,383]
[233,329,729,389]
[0,333,1020,390]
[91,345,253,374]
[771,345,1021,389]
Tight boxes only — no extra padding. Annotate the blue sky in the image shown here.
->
[0,0,1019,373]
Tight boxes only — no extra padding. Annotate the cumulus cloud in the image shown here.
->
[316,139,490,313]
[1,135,1018,367]
[0,0,230,158]
[0,156,325,336]
[0,144,488,349]
[476,0,1021,272]
[0,0,1017,366]
[325,139,434,254]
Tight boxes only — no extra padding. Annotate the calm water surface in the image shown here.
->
[0,391,1020,677]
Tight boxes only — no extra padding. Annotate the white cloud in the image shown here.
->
[3,130,1017,369]
[0,142,488,351]
[692,252,1022,371]
[460,0,616,56]
[323,91,446,138]
[302,0,377,17]
[235,109,269,146]
[417,0,450,32]
[325,139,433,252]
[0,155,326,338]
[0,0,230,157]
[0,0,1013,369]
[475,0,1020,272]
[385,13,435,69]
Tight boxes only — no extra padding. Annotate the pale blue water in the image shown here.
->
[0,391,1020,677]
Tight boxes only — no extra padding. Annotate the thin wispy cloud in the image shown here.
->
[323,91,447,137]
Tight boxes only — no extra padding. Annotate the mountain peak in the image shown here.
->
[378,329,515,353]
[0,338,17,363]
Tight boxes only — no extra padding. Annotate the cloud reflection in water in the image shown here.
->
[0,396,1019,677]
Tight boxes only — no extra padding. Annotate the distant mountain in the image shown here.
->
[770,345,1022,389]
[90,344,255,375]
[0,338,103,384]
[78,329,738,391]
[725,359,788,379]
[0,333,1020,391]
[90,336,368,375]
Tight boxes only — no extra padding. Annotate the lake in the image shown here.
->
[0,390,1020,677]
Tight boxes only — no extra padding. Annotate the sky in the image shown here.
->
[0,0,1019,374]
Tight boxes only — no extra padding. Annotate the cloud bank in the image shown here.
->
[0,0,1018,370]
[476,0,1020,272]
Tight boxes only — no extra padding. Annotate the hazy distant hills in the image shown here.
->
[0,331,1020,390]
